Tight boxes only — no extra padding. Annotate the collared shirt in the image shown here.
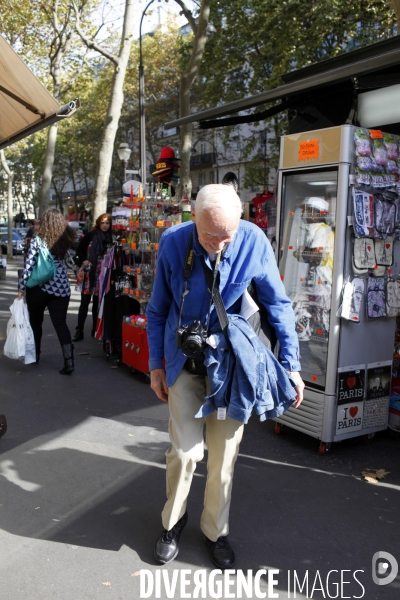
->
[146,220,301,387]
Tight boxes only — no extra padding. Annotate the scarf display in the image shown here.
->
[88,229,112,288]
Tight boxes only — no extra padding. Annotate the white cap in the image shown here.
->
[302,197,329,212]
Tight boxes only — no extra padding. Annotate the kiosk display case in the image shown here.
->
[274,125,400,453]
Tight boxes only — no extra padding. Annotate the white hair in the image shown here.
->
[195,184,242,218]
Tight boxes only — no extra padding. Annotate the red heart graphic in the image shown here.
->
[367,246,372,252]
[347,376,356,389]
[386,243,390,249]
[349,406,358,418]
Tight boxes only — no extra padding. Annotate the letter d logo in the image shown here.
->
[372,551,398,586]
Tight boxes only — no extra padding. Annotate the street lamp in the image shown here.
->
[191,139,219,184]
[117,142,132,183]
[139,0,168,184]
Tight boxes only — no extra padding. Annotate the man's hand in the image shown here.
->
[150,368,169,402]
[289,371,305,408]
[17,290,25,300]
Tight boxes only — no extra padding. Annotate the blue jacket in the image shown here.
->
[147,220,301,387]
[195,314,297,424]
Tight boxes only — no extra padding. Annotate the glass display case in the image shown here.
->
[278,169,338,390]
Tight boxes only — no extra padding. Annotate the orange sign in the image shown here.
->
[369,129,383,139]
[298,139,320,161]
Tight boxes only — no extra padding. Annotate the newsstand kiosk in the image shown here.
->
[274,124,400,453]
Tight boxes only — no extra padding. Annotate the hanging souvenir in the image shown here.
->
[386,278,400,317]
[353,189,374,237]
[340,278,364,323]
[374,195,396,237]
[367,276,386,319]
[353,237,375,270]
[374,237,393,266]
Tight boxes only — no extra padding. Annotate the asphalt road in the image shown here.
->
[0,258,399,600]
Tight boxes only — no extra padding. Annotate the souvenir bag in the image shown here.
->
[372,265,387,277]
[353,189,374,237]
[367,276,386,319]
[340,278,364,323]
[394,198,400,240]
[374,196,396,237]
[386,279,400,317]
[374,236,393,266]
[353,237,375,271]
[26,236,57,288]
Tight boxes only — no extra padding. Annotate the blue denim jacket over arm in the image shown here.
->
[146,220,301,388]
[196,314,297,424]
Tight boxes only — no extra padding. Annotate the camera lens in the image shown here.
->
[181,334,204,358]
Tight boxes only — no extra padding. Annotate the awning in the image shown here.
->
[164,35,400,131]
[0,34,79,151]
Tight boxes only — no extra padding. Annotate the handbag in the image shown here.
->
[26,236,57,288]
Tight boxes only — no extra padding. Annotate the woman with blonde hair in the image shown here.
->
[72,213,113,341]
[18,209,75,374]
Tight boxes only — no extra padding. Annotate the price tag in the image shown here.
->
[217,407,227,420]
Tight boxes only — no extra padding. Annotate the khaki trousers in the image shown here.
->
[161,369,244,542]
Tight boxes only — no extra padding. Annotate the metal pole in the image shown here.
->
[138,0,156,184]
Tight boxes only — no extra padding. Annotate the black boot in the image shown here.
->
[72,327,84,342]
[59,344,74,375]
[34,343,40,365]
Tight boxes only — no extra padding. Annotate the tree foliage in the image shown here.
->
[197,0,397,189]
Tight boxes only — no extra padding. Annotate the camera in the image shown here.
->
[176,320,207,358]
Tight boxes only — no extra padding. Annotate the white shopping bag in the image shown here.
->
[3,299,36,364]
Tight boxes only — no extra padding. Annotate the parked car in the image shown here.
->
[0,232,24,255]
[15,227,28,238]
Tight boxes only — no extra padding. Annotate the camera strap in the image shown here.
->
[177,232,228,340]
[200,255,229,336]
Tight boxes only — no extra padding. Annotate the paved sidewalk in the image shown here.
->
[0,259,399,599]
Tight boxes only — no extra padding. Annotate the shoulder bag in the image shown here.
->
[26,236,57,288]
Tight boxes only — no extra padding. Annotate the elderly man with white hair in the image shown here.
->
[147,184,304,569]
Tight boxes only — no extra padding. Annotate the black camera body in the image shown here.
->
[176,320,207,358]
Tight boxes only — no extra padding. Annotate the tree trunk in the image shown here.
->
[0,150,14,260]
[392,0,400,22]
[40,122,58,214]
[92,0,135,222]
[178,0,211,198]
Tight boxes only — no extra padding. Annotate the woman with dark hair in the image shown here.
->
[18,209,76,374]
[72,213,113,342]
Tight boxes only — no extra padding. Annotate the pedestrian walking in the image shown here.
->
[147,184,304,568]
[72,213,113,342]
[18,209,75,374]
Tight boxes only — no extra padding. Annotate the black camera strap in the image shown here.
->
[177,232,229,341]
[177,232,214,336]
[200,254,229,336]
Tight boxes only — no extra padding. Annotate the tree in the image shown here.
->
[122,18,183,168]
[0,0,96,215]
[197,0,397,189]
[174,0,211,197]
[73,0,136,222]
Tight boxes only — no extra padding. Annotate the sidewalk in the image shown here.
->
[0,259,399,599]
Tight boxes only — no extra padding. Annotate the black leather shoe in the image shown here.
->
[204,535,235,569]
[72,327,84,342]
[154,512,188,564]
